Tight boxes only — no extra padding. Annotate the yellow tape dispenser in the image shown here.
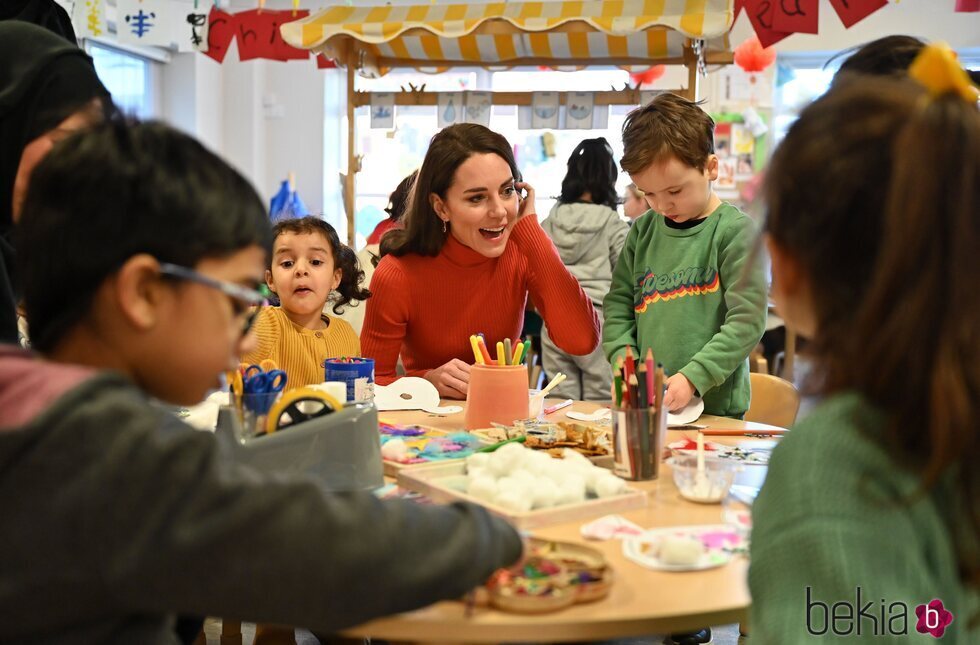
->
[265,387,343,435]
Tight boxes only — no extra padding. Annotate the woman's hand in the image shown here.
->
[424,359,472,399]
[514,181,536,223]
[662,373,696,412]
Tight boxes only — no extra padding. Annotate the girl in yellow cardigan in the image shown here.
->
[243,216,370,389]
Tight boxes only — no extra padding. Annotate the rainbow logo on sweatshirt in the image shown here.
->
[633,266,720,312]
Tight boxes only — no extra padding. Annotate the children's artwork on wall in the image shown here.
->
[437,93,462,128]
[72,0,106,38]
[234,9,309,62]
[531,92,560,129]
[565,92,594,130]
[717,157,737,191]
[464,91,492,127]
[714,122,732,159]
[116,0,175,47]
[732,124,754,156]
[370,92,395,129]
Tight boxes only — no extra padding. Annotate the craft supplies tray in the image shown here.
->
[379,423,487,477]
[396,462,647,529]
[471,420,611,459]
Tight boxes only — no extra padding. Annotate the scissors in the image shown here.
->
[243,369,287,395]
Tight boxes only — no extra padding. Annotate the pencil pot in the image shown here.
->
[324,358,374,403]
[464,365,529,430]
[611,406,664,481]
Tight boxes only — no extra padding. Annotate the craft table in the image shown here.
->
[344,400,784,643]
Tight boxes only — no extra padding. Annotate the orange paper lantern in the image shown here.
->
[629,65,667,87]
[734,36,777,74]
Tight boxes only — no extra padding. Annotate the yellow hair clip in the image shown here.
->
[908,43,979,103]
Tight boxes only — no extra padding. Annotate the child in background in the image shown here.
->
[541,138,629,400]
[750,47,979,642]
[0,120,521,643]
[603,93,767,418]
[243,216,369,389]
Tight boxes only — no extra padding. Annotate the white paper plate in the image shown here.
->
[622,524,744,572]
[667,397,704,426]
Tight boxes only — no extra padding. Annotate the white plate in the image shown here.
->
[622,524,744,572]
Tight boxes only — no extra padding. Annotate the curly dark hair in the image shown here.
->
[271,216,370,315]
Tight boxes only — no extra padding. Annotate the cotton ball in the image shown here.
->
[578,465,602,495]
[496,476,522,496]
[489,446,521,477]
[561,448,592,468]
[380,439,409,461]
[509,468,537,487]
[525,450,553,472]
[494,489,533,513]
[594,473,629,498]
[530,477,560,509]
[555,473,587,506]
[538,459,565,485]
[467,466,490,482]
[467,452,490,471]
[466,475,498,502]
[659,536,705,566]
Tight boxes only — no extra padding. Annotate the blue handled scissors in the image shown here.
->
[243,369,287,394]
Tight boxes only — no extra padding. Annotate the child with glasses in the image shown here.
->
[242,216,369,390]
[0,120,521,643]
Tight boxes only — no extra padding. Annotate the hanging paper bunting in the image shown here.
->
[316,54,337,69]
[370,92,395,129]
[204,6,236,63]
[743,0,792,48]
[72,0,106,38]
[955,0,979,11]
[565,92,595,130]
[116,0,177,47]
[180,0,212,53]
[734,0,745,20]
[437,93,463,128]
[531,92,560,129]
[235,9,309,62]
[827,0,889,29]
[464,91,492,127]
[771,0,819,34]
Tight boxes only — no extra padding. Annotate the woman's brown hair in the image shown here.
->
[379,123,520,259]
[765,77,979,587]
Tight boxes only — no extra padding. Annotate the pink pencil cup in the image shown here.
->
[464,364,529,430]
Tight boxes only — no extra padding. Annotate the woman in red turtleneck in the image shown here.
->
[361,124,600,399]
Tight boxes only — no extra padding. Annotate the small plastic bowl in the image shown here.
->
[668,454,739,504]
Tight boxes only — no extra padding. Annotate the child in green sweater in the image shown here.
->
[750,45,979,642]
[603,93,767,417]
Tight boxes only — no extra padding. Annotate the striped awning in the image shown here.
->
[280,0,734,77]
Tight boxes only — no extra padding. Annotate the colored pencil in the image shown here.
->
[470,335,484,364]
[624,346,636,383]
[477,336,493,365]
[628,374,639,410]
[511,339,523,365]
[543,399,573,415]
[645,348,655,408]
[636,361,649,409]
[503,338,513,366]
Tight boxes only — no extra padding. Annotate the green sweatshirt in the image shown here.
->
[602,203,767,417]
[750,392,979,643]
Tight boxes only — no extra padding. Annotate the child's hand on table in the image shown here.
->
[424,358,471,399]
[663,373,696,412]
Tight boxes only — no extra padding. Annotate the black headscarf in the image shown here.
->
[0,21,110,344]
[0,0,77,44]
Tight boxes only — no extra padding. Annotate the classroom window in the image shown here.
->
[87,43,156,119]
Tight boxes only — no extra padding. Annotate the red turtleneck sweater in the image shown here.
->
[362,215,600,384]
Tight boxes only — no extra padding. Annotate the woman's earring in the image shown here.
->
[442,220,447,233]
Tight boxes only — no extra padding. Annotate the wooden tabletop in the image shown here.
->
[350,400,783,643]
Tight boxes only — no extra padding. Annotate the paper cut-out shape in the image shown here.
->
[117,0,173,47]
[566,91,594,130]
[72,0,106,38]
[828,0,888,29]
[204,7,236,63]
[437,94,461,128]
[464,91,492,127]
[371,92,395,129]
[531,92,560,129]
[374,378,463,415]
[771,0,819,35]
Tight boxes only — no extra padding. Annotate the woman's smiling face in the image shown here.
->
[431,152,519,258]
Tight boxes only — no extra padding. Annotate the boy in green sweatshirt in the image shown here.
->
[603,93,767,418]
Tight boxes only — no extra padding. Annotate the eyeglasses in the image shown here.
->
[158,262,266,335]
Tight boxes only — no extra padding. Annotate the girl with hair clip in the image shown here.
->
[243,216,370,390]
[749,45,980,642]
[541,138,629,400]
[363,123,599,398]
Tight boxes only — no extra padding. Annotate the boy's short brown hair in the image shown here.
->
[620,93,715,174]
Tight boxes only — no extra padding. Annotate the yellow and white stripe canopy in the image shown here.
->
[281,0,734,77]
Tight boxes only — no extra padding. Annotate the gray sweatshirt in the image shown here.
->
[0,346,521,644]
[541,202,630,306]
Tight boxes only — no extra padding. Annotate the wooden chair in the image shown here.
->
[746,373,800,428]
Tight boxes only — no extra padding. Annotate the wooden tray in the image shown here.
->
[396,461,647,530]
